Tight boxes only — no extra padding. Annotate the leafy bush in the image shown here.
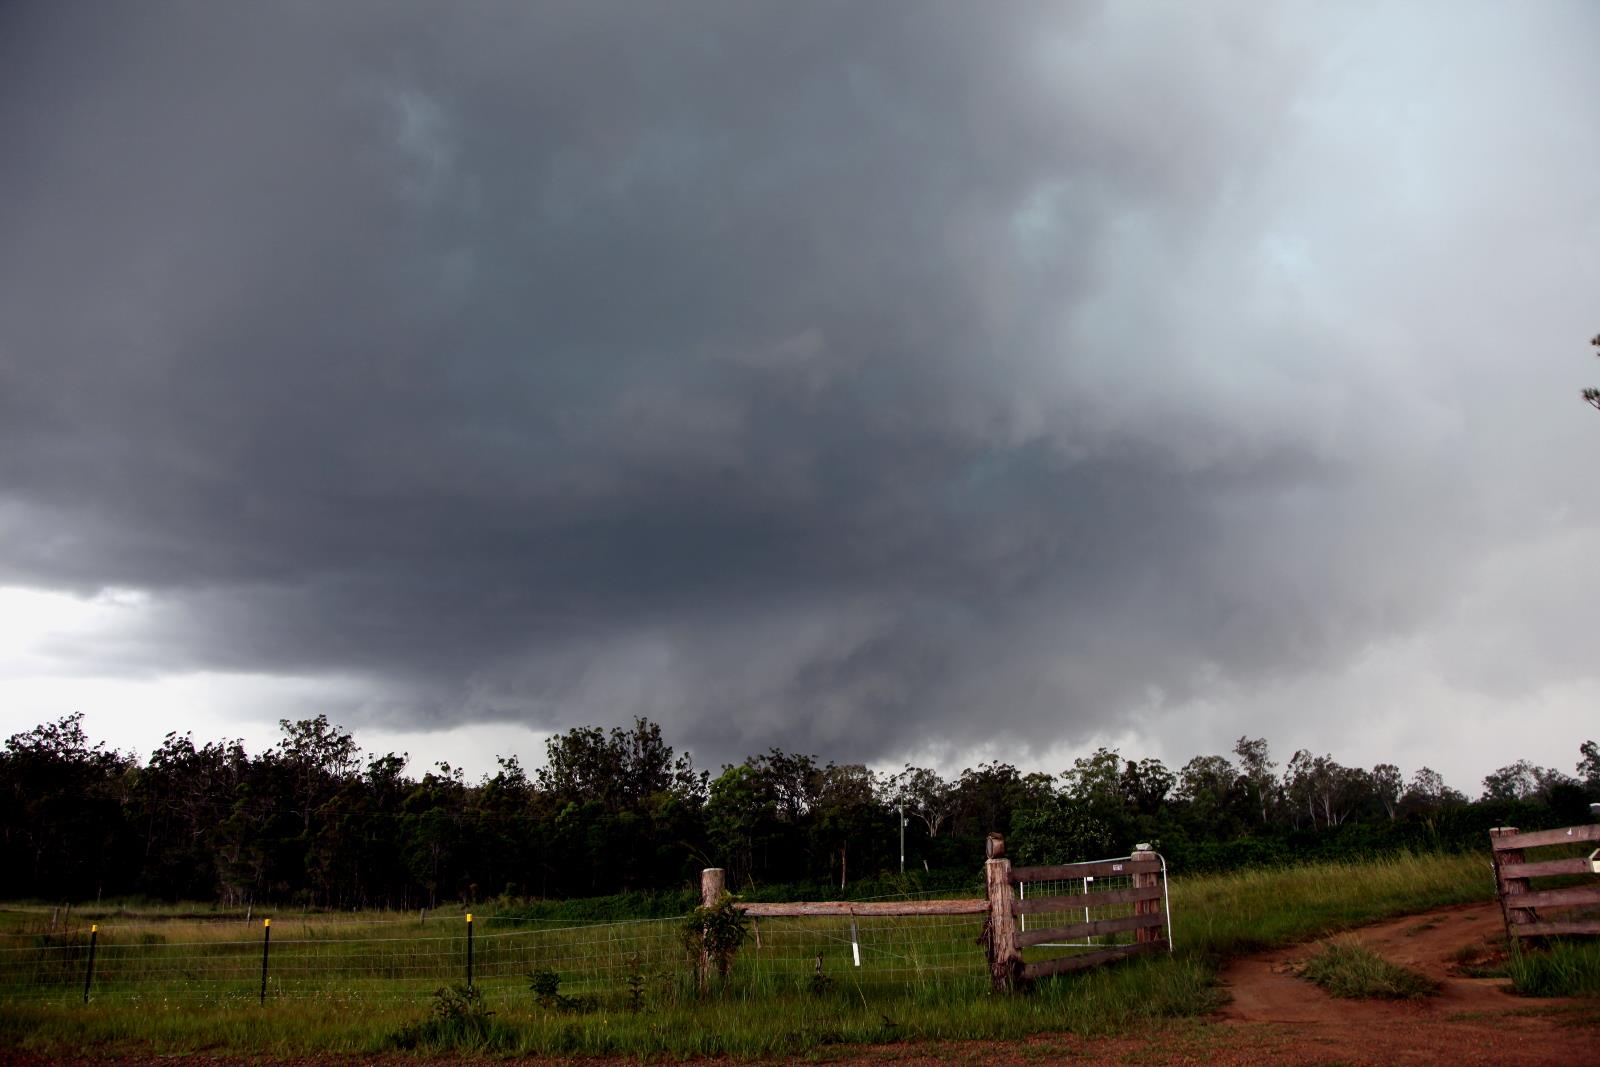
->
[389,983,514,1050]
[527,968,596,1012]
[681,891,750,987]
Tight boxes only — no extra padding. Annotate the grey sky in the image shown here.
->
[1,2,1596,788]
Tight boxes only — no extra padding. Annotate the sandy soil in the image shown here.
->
[5,901,1595,1066]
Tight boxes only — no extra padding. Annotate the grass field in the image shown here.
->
[0,851,1500,1057]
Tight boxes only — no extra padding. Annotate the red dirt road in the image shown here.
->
[1203,900,1597,1065]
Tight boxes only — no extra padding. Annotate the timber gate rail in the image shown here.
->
[710,833,1171,991]
[1489,823,1600,940]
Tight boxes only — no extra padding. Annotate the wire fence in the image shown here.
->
[0,893,992,1006]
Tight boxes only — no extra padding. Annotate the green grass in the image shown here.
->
[1297,937,1440,999]
[0,851,1507,1057]
[1168,850,1493,958]
[1506,938,1600,997]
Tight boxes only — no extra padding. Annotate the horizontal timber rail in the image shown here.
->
[1489,824,1600,941]
[1499,857,1594,879]
[1491,824,1600,850]
[738,899,986,918]
[1016,911,1164,949]
[1013,884,1162,915]
[1021,939,1165,981]
[1010,858,1146,882]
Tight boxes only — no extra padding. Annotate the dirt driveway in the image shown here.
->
[1198,900,1596,1065]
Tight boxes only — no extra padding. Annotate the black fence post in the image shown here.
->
[465,913,473,989]
[82,924,98,1003]
[259,919,271,1004]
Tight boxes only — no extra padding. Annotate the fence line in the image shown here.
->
[4,840,1168,1003]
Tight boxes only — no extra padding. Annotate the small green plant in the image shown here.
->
[431,983,491,1023]
[527,968,596,1012]
[624,952,646,1013]
[389,983,509,1050]
[809,952,835,996]
[681,892,750,988]
[1446,937,1508,978]
[1297,938,1439,999]
[528,968,562,1004]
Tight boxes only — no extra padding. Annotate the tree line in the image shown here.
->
[3,712,1596,907]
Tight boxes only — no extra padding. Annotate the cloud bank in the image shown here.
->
[1,2,1597,782]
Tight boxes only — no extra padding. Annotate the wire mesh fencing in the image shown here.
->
[0,902,991,1007]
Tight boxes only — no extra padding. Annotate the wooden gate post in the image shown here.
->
[983,835,1022,991]
[1488,827,1529,936]
[1131,844,1159,944]
[699,867,726,990]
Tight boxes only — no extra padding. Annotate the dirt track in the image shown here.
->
[1201,900,1599,1065]
[4,902,1595,1066]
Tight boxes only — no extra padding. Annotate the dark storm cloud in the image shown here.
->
[2,2,1597,768]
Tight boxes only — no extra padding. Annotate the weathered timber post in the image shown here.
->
[1489,827,1530,937]
[983,835,1022,991]
[1131,844,1160,944]
[699,867,725,992]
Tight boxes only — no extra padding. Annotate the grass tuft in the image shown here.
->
[1297,937,1439,1000]
[1506,939,1600,997]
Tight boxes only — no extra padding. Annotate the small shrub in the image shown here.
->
[809,952,835,996]
[389,983,512,1050]
[1297,938,1439,999]
[527,968,596,1013]
[624,953,646,1013]
[681,892,749,988]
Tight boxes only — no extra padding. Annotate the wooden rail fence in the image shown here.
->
[702,833,1171,991]
[1489,823,1600,940]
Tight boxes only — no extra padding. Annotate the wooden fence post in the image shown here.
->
[983,835,1022,992]
[1130,845,1160,944]
[699,868,725,991]
[1489,827,1529,937]
[700,867,725,908]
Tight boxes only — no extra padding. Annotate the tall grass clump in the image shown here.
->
[1507,939,1600,997]
[1297,937,1439,999]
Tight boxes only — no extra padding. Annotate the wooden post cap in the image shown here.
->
[985,833,1006,859]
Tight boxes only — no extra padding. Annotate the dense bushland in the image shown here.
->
[2,712,1595,907]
